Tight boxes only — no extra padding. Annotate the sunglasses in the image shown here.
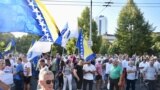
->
[46,80,54,84]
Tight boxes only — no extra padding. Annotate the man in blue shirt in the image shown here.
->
[14,57,24,90]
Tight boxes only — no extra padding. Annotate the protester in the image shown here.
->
[14,57,24,90]
[73,60,83,90]
[83,60,96,90]
[22,56,32,90]
[109,58,123,90]
[143,58,158,90]
[0,59,10,90]
[95,60,103,90]
[126,61,136,90]
[62,60,73,90]
[38,69,54,90]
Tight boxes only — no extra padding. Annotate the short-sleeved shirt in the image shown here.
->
[74,65,83,79]
[14,63,23,80]
[109,65,122,79]
[83,64,96,80]
[126,66,136,80]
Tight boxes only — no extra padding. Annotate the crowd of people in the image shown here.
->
[0,53,160,90]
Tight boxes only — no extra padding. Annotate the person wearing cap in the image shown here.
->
[83,60,96,90]
[109,58,123,90]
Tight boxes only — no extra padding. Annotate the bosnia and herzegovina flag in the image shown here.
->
[3,39,16,55]
[0,0,60,42]
[35,0,60,42]
[76,30,96,61]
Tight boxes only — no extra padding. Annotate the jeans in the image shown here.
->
[83,79,93,90]
[63,74,72,90]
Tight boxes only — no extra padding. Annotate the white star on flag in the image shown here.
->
[33,8,39,14]
[36,14,43,21]
[28,1,34,8]
[39,21,46,28]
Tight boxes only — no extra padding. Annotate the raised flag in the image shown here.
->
[3,39,16,55]
[76,30,96,61]
[27,37,52,61]
[55,23,71,48]
[0,0,60,42]
[0,0,43,35]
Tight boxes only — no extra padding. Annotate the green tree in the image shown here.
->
[16,34,39,54]
[0,33,15,51]
[78,7,101,53]
[99,38,111,55]
[116,0,154,56]
[66,38,77,54]
[151,32,160,55]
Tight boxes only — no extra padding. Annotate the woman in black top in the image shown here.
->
[73,60,83,90]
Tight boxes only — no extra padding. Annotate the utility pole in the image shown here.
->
[89,0,92,47]
[89,1,113,47]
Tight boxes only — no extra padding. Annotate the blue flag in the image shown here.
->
[0,0,43,35]
[76,30,96,61]
[55,23,71,48]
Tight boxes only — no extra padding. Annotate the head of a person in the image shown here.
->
[78,60,83,66]
[128,61,134,67]
[40,59,46,67]
[149,58,154,66]
[17,57,22,64]
[112,58,119,67]
[39,69,54,90]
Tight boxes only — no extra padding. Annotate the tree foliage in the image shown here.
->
[99,38,111,55]
[116,0,154,56]
[16,34,39,54]
[0,33,15,51]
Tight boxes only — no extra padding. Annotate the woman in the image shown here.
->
[62,60,73,90]
[73,60,83,90]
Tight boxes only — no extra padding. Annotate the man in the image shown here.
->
[38,69,54,90]
[83,61,96,90]
[14,57,24,90]
[109,58,123,90]
[143,58,157,90]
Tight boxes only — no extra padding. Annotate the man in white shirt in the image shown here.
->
[83,61,96,90]
[126,61,136,90]
[143,58,157,90]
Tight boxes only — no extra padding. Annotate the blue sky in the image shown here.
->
[13,0,160,37]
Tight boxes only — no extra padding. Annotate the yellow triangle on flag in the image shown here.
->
[35,0,60,42]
